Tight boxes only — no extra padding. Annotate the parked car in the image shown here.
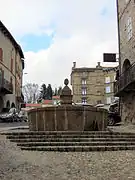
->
[18,110,28,122]
[74,103,94,107]
[0,111,15,123]
[95,102,121,126]
[107,102,121,126]
[0,108,28,123]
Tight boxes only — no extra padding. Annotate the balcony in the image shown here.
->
[0,78,13,94]
[114,63,135,96]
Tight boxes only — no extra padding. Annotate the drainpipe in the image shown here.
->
[116,0,122,116]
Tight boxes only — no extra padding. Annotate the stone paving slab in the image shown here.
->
[0,122,29,133]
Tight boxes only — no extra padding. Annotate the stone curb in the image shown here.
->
[17,141,135,147]
[6,134,135,139]
[10,137,135,143]
[21,145,135,152]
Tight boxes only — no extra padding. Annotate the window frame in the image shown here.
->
[106,86,111,93]
[105,76,110,83]
[127,16,132,41]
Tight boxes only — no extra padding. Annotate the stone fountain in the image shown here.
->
[28,79,108,131]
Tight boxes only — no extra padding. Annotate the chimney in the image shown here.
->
[72,62,76,69]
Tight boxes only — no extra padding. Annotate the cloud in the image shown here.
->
[0,0,118,88]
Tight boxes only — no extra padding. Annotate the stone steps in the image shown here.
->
[21,145,135,152]
[10,137,135,143]
[2,131,135,135]
[17,141,135,147]
[1,131,113,136]
[6,134,135,139]
[4,131,135,152]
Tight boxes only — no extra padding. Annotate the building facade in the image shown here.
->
[71,62,117,106]
[0,21,24,112]
[114,0,135,123]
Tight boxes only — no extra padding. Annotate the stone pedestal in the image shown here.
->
[60,78,73,105]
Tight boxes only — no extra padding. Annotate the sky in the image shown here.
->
[0,0,118,88]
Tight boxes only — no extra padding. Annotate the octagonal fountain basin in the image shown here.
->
[28,105,108,131]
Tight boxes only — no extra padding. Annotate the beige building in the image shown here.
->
[71,62,117,105]
[0,21,24,112]
[114,0,135,123]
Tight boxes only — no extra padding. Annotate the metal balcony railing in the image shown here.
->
[114,62,135,95]
[0,77,13,94]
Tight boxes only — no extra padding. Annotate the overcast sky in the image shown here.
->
[0,0,118,88]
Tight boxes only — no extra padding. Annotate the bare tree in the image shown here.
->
[22,83,39,103]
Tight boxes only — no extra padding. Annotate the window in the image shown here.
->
[106,97,111,104]
[82,98,87,104]
[82,88,87,95]
[105,77,110,83]
[82,79,86,85]
[97,100,102,104]
[127,17,132,40]
[82,72,87,77]
[106,86,111,93]
[0,48,3,61]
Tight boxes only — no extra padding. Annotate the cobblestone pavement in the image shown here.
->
[0,122,28,132]
[0,135,135,180]
[108,123,135,133]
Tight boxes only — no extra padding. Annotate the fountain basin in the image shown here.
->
[28,105,108,131]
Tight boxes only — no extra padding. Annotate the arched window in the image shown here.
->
[122,59,131,86]
[11,102,15,108]
[6,100,10,109]
[122,59,131,73]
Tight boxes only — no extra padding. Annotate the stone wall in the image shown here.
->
[121,92,135,124]
[118,0,135,69]
[28,105,108,131]
[117,0,135,124]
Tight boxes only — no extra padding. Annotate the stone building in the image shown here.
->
[114,0,135,123]
[71,62,117,105]
[0,21,24,112]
